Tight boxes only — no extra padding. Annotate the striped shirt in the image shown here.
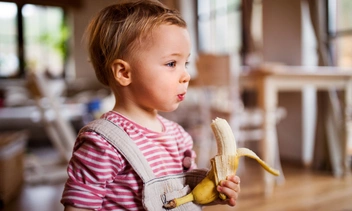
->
[61,111,196,210]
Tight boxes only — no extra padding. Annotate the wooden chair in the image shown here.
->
[25,72,76,183]
[193,53,286,195]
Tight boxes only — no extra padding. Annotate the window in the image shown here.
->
[328,0,352,67]
[0,2,18,77]
[0,2,68,78]
[197,0,242,54]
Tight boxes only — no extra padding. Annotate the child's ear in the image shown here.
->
[111,59,131,86]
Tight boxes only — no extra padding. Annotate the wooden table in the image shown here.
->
[240,65,352,196]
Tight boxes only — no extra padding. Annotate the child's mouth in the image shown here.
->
[178,93,185,101]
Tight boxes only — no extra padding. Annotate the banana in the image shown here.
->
[163,117,280,209]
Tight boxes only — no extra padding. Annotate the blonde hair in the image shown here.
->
[86,0,187,86]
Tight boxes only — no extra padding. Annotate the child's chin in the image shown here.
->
[160,106,179,113]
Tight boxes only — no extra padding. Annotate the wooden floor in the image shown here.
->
[3,155,352,211]
[205,159,352,211]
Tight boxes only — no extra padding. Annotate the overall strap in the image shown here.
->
[80,118,156,182]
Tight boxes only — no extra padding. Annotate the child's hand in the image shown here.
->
[216,175,241,206]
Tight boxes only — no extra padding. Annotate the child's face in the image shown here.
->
[127,24,191,113]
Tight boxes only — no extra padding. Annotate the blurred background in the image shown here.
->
[0,0,352,210]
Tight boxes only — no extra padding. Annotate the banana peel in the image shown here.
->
[163,117,280,209]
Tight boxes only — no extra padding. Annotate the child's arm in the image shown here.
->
[61,132,124,209]
[216,175,241,206]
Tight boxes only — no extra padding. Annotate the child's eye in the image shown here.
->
[166,61,176,67]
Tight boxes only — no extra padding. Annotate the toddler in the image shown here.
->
[61,0,240,210]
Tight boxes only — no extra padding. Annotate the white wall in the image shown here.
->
[70,0,117,85]
[179,0,197,78]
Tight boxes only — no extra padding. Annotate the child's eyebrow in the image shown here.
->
[162,53,191,58]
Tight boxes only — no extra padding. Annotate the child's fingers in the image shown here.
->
[216,184,239,207]
[215,174,241,207]
[218,180,240,193]
[227,175,241,184]
[227,197,237,206]
[217,180,240,197]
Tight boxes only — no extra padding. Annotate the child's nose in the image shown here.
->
[180,70,190,83]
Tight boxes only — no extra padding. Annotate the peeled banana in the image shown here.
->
[163,117,280,209]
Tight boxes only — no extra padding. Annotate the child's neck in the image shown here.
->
[113,106,163,133]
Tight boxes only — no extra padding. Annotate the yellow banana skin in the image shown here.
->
[163,118,280,209]
[237,148,280,176]
[163,169,218,209]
